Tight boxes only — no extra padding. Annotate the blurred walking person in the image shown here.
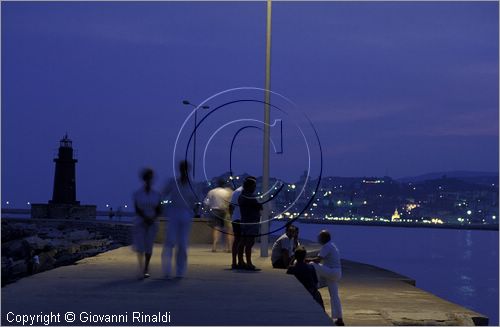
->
[133,168,162,279]
[204,179,232,252]
[162,160,197,279]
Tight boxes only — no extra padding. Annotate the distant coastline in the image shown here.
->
[4,209,497,232]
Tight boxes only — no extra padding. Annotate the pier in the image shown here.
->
[1,244,488,326]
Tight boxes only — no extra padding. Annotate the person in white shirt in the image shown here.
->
[271,225,299,268]
[162,160,197,279]
[204,179,233,252]
[307,230,344,326]
[133,168,162,279]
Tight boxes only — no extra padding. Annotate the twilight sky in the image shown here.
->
[1,1,498,209]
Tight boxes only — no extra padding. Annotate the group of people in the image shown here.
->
[132,163,343,325]
[132,161,194,279]
[271,225,344,326]
[132,164,264,278]
[204,176,262,270]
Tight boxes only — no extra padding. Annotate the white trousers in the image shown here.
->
[312,263,343,319]
[162,217,192,277]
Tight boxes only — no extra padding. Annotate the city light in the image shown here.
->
[467,210,472,215]
[363,179,384,184]
[406,203,419,211]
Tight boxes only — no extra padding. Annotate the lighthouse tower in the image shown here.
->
[50,134,80,204]
[31,135,96,219]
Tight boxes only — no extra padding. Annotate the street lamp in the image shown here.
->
[182,100,209,179]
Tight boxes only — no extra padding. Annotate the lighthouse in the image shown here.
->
[31,135,96,219]
[50,134,79,204]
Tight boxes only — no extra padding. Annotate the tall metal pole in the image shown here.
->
[183,100,208,180]
[193,110,197,179]
[261,0,272,257]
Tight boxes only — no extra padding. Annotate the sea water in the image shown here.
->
[271,221,499,325]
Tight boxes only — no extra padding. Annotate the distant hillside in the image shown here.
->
[399,171,499,185]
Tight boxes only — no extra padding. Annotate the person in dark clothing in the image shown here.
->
[238,177,262,270]
[287,246,325,310]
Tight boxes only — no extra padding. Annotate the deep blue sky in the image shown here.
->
[2,1,498,209]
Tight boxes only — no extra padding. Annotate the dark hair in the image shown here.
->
[318,230,331,244]
[243,176,257,191]
[141,168,154,182]
[216,178,226,188]
[294,246,307,262]
[286,224,296,233]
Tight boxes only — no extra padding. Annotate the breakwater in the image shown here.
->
[1,218,133,286]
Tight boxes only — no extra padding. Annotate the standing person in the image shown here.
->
[271,225,298,268]
[204,179,233,252]
[133,168,162,279]
[238,176,262,271]
[229,182,244,269]
[162,160,197,279]
[307,230,344,326]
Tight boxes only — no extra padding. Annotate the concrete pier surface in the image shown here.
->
[2,244,487,326]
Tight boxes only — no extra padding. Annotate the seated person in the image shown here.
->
[271,225,298,268]
[286,246,325,310]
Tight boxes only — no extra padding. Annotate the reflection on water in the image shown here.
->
[271,222,499,326]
